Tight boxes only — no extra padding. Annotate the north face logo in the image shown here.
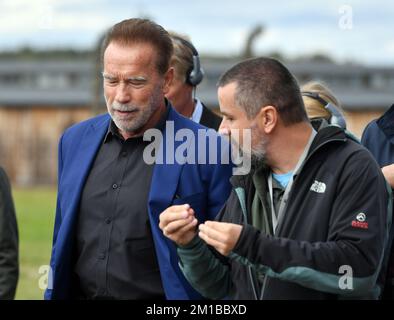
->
[310,180,326,193]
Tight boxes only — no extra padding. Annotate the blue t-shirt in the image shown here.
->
[272,171,293,188]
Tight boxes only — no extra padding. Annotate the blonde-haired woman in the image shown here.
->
[301,81,346,130]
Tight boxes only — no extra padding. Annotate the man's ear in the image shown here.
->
[256,105,277,134]
[163,67,174,94]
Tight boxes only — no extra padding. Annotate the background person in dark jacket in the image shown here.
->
[362,106,394,299]
[0,166,19,299]
[165,32,222,130]
[301,81,360,144]
[160,57,392,299]
[362,104,394,188]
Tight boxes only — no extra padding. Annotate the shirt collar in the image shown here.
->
[190,99,203,124]
[292,128,317,178]
[271,174,284,191]
[268,127,317,181]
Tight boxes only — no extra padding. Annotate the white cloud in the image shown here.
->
[384,41,394,55]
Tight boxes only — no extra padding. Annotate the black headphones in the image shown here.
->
[171,35,204,87]
[301,91,347,129]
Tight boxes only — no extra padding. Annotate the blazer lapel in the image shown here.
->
[377,104,394,144]
[53,115,110,296]
[59,115,110,223]
[148,108,184,221]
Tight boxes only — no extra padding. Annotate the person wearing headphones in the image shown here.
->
[301,81,347,130]
[301,81,360,143]
[166,32,222,130]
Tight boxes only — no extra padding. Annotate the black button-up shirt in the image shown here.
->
[74,106,169,299]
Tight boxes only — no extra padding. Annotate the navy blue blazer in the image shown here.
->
[362,104,394,299]
[362,104,394,167]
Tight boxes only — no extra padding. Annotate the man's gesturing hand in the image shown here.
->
[198,221,243,256]
[159,204,198,246]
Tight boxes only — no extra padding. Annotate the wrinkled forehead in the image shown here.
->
[103,41,158,74]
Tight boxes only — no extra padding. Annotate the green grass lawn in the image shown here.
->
[13,188,56,300]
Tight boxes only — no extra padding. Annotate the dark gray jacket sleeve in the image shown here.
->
[0,167,19,300]
[177,235,232,299]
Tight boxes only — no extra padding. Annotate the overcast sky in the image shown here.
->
[0,0,393,66]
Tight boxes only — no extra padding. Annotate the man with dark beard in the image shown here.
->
[45,18,233,300]
[159,57,392,299]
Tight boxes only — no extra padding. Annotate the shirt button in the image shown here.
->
[105,218,111,224]
[98,253,106,260]
[112,183,118,189]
